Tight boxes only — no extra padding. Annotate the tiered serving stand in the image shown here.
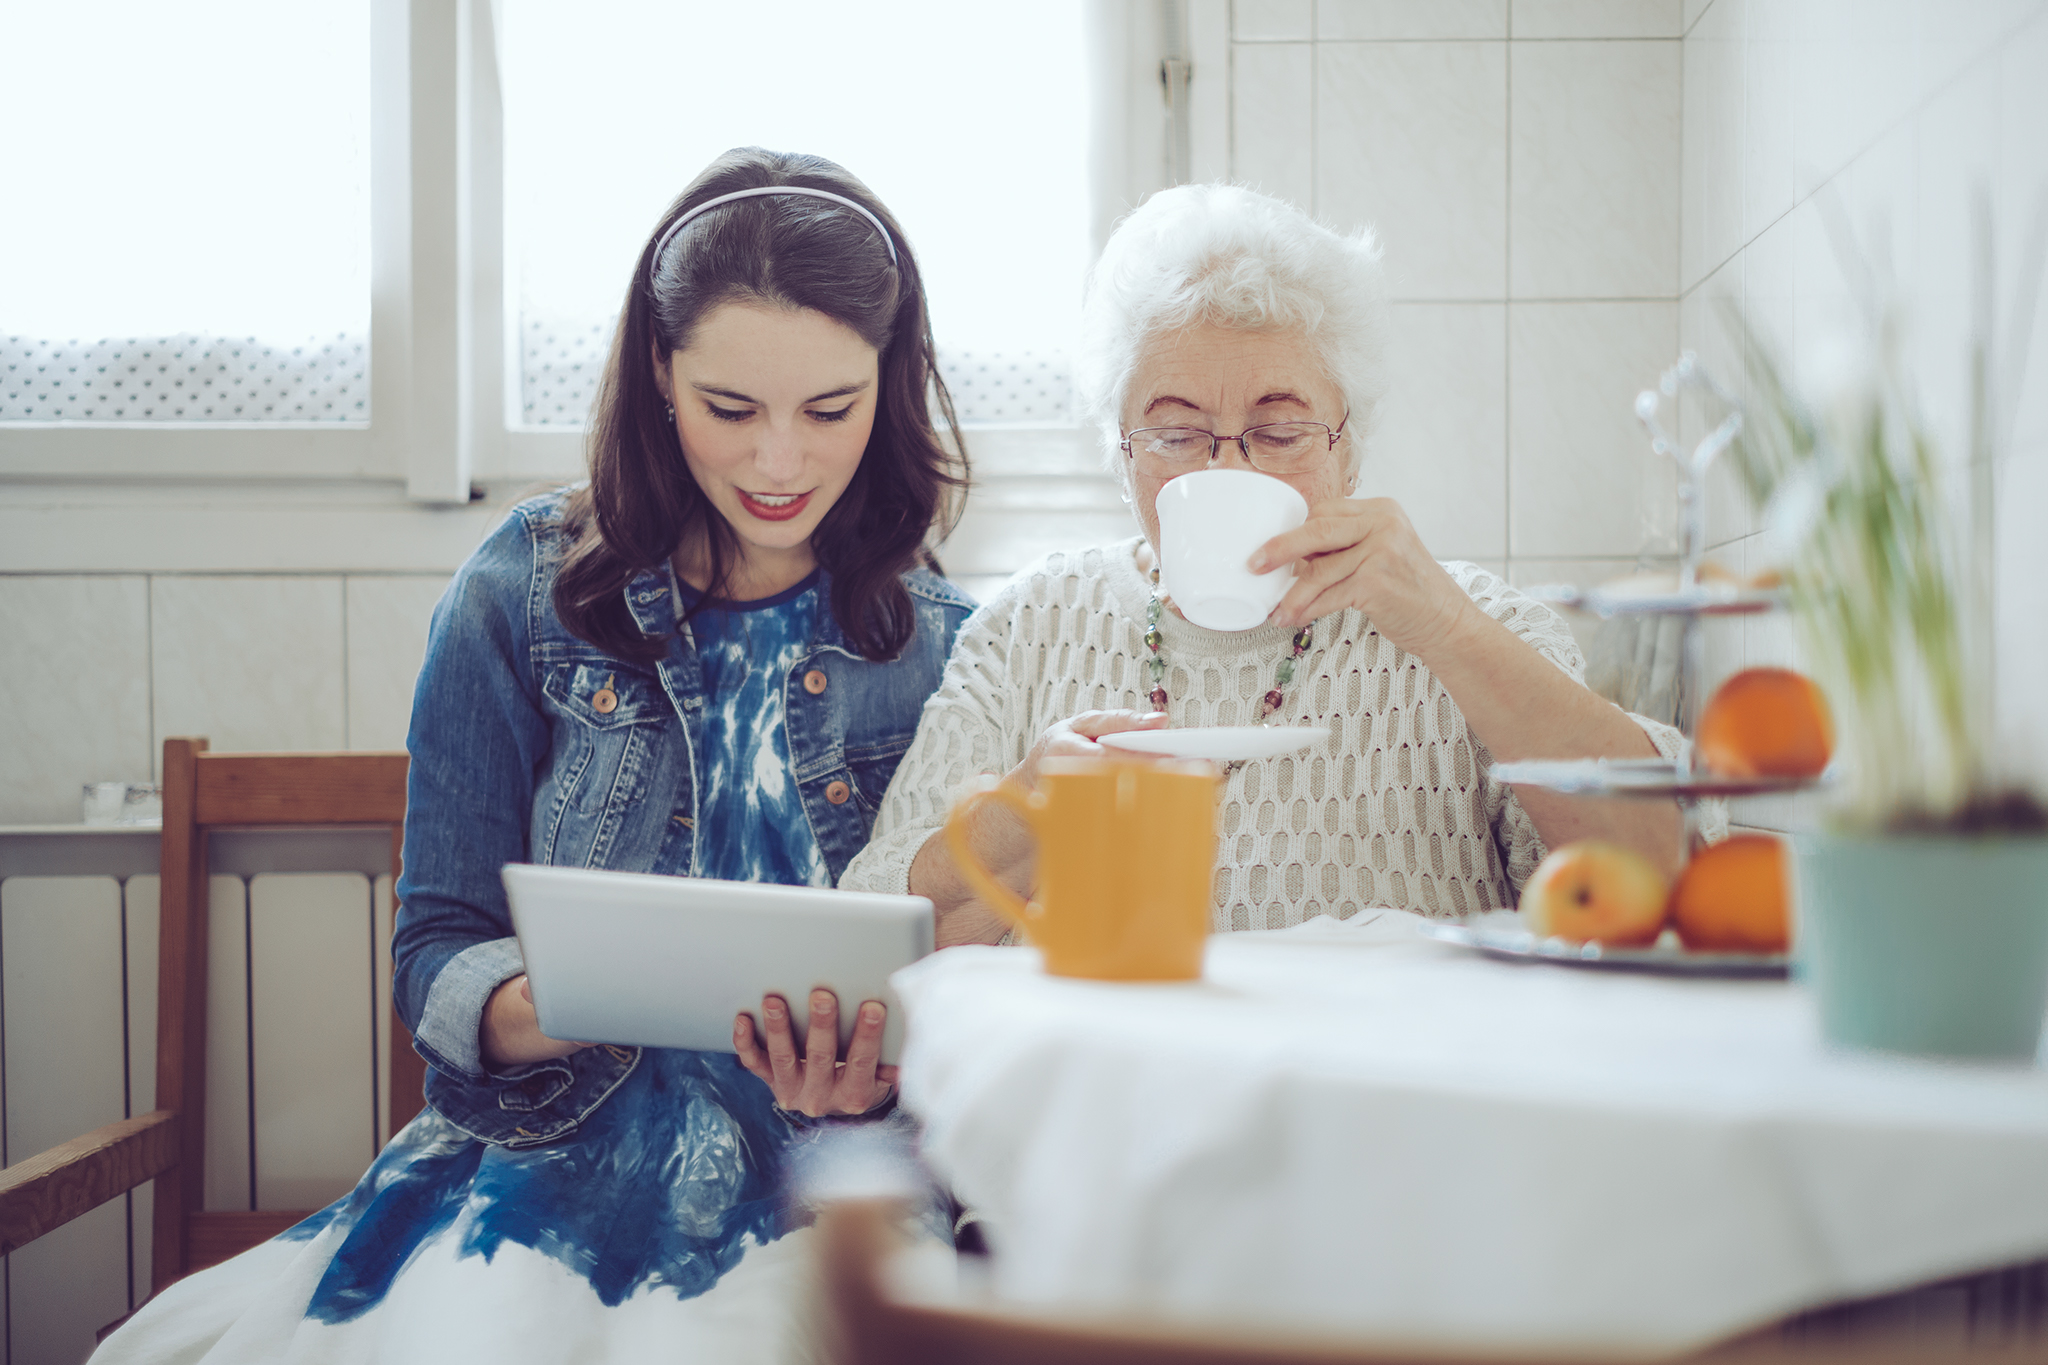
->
[1439,354,1826,974]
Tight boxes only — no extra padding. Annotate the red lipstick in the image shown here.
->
[735,489,814,522]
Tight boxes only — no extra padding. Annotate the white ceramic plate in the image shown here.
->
[1418,915,1788,979]
[1098,726,1330,762]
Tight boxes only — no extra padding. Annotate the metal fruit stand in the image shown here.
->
[1490,354,1823,878]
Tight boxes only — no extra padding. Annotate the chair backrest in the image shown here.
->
[153,736,422,1291]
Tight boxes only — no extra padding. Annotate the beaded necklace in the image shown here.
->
[1143,569,1314,723]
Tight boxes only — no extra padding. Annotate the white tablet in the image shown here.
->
[502,863,934,1065]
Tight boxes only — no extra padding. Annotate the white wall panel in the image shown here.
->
[1997,8,2048,457]
[1234,0,1313,40]
[248,873,377,1211]
[1363,303,1508,561]
[1232,42,1316,213]
[1679,0,1743,293]
[0,577,154,825]
[122,876,157,1309]
[1511,40,1680,298]
[1508,302,1679,558]
[124,874,254,1216]
[1315,41,1508,300]
[1317,0,1506,40]
[207,877,253,1213]
[150,577,347,761]
[1510,0,1682,37]
[2,876,130,1364]
[344,575,450,752]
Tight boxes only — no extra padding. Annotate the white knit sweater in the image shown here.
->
[841,539,1694,929]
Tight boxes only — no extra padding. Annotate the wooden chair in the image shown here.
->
[0,737,427,1297]
[813,1199,2032,1365]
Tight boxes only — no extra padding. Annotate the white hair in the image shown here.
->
[1075,183,1390,480]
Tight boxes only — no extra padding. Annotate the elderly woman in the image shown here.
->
[841,184,1696,940]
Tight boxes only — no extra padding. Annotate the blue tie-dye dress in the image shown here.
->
[95,574,926,1365]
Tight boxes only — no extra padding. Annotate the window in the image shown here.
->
[501,0,1093,429]
[0,1,370,424]
[0,0,1212,500]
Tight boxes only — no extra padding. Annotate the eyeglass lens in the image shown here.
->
[1127,423,1333,475]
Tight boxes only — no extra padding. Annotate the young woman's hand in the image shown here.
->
[479,975,591,1071]
[733,989,897,1117]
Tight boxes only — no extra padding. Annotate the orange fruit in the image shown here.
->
[1521,840,1670,946]
[1668,834,1790,953]
[1696,668,1834,778]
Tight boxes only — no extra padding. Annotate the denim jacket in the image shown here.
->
[392,490,974,1147]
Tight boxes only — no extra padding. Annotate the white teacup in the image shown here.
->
[1155,470,1309,631]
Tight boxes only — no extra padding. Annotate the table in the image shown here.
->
[891,913,2048,1355]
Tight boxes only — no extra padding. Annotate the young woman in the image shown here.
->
[97,148,973,1364]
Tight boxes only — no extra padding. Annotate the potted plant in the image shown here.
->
[1722,253,2048,1061]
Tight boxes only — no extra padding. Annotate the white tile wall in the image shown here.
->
[1676,0,2048,799]
[0,571,442,821]
[1234,0,1314,40]
[1511,0,1683,38]
[1510,39,1681,298]
[1364,303,1508,560]
[1232,42,1317,213]
[345,576,451,752]
[1679,0,1744,291]
[0,576,154,824]
[1997,9,2048,456]
[1507,301,1680,557]
[1236,14,1683,606]
[151,576,348,760]
[1317,0,1507,40]
[1315,40,1509,299]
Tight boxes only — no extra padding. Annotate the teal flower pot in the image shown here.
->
[1795,834,2048,1061]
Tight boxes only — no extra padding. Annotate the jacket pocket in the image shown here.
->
[844,733,914,815]
[542,662,669,818]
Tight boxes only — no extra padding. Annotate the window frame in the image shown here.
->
[0,0,1229,503]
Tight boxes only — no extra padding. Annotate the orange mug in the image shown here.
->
[942,755,1217,980]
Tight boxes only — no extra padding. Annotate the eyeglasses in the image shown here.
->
[1119,416,1349,478]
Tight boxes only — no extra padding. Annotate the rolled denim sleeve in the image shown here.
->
[416,936,527,1077]
[392,499,641,1144]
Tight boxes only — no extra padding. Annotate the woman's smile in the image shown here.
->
[735,488,815,522]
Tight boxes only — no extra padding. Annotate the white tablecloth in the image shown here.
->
[891,913,2048,1354]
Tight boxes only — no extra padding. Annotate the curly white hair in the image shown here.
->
[1074,183,1391,483]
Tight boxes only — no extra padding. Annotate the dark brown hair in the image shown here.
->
[554,147,968,662]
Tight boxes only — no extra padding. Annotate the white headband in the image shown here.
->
[647,185,900,285]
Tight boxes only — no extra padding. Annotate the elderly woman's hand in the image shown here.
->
[1011,708,1169,790]
[1250,496,1481,659]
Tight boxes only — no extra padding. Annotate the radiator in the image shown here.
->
[0,830,400,1365]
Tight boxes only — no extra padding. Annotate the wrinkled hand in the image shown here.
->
[1012,708,1168,791]
[1250,496,1478,658]
[479,975,591,1071]
[734,989,897,1118]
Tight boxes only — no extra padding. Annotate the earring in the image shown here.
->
[665,403,675,424]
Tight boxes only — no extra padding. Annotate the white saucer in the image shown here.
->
[1098,726,1330,762]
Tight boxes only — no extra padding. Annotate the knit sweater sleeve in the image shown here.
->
[1450,563,1726,890]
[838,577,1032,896]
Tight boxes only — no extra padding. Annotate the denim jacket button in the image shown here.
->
[592,688,618,714]
[803,669,828,695]
[825,780,851,805]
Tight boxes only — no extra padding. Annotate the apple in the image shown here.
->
[1521,839,1670,946]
